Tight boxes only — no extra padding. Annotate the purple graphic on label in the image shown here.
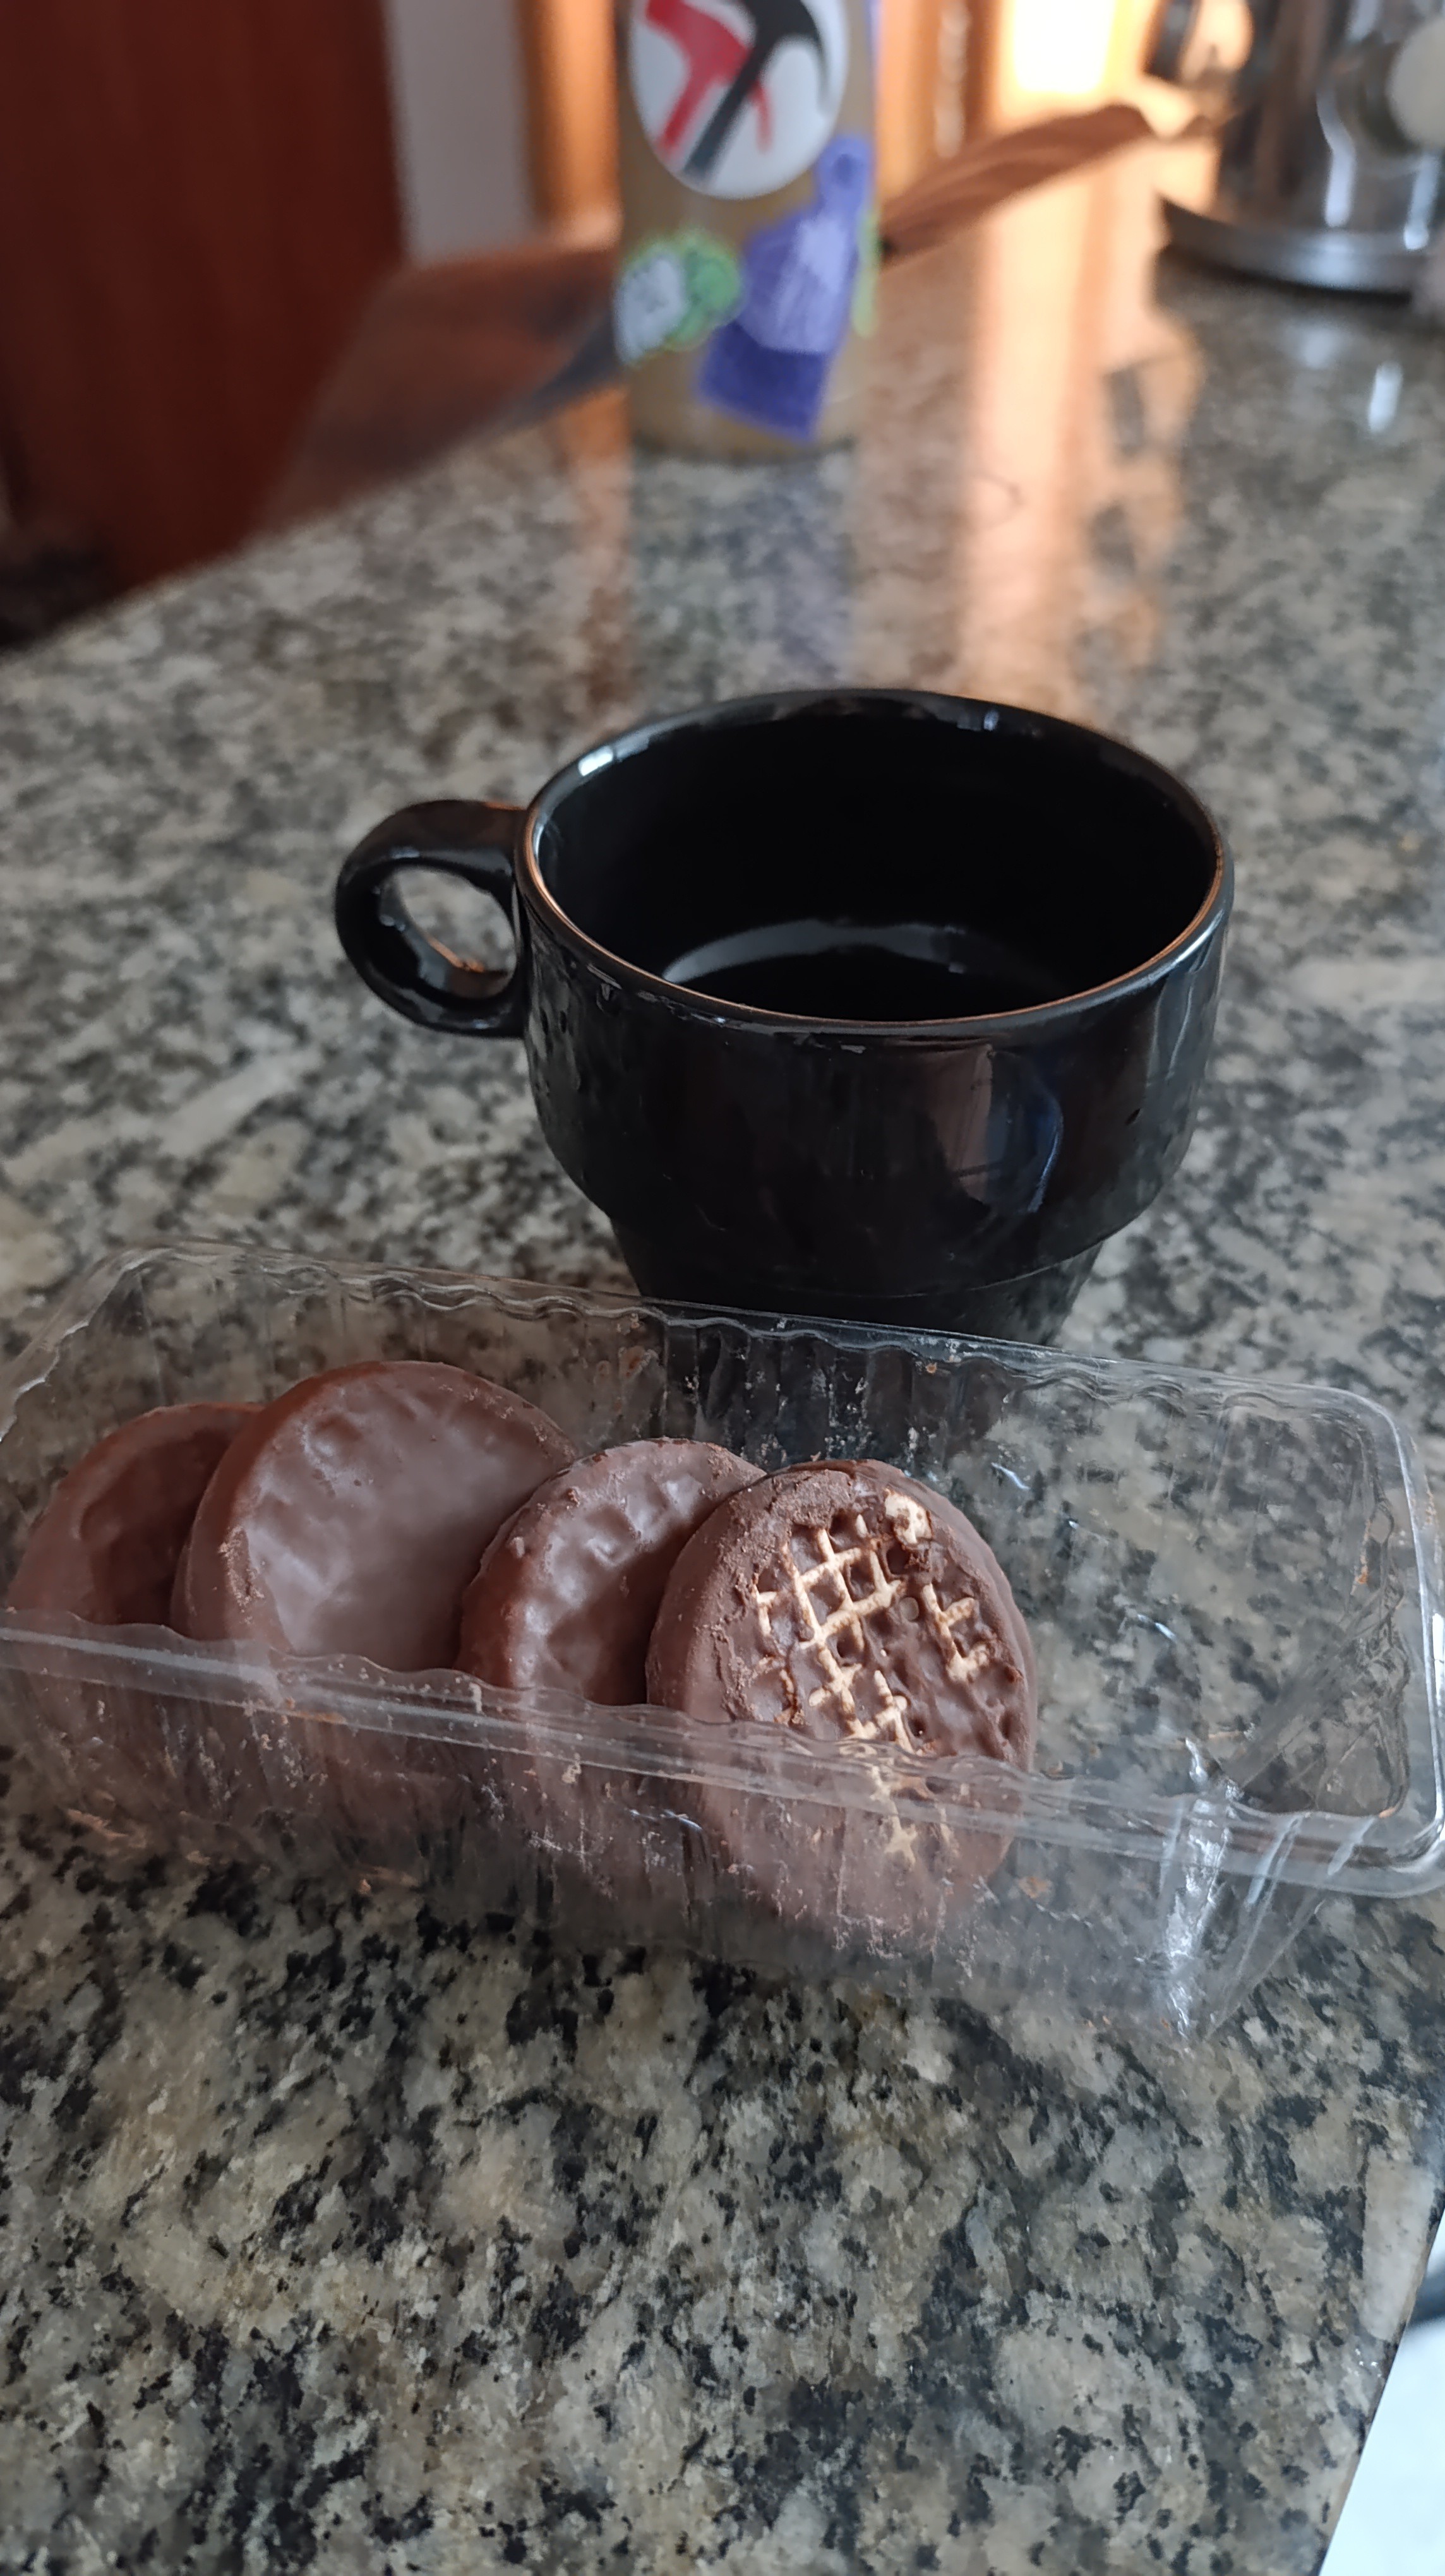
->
[697,131,873,440]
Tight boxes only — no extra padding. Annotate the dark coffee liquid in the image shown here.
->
[663,919,1066,1022]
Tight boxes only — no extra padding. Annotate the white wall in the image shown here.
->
[381,0,534,256]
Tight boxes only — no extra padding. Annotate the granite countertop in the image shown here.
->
[3,140,1445,2573]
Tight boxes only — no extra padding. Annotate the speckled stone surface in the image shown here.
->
[1,142,1444,2572]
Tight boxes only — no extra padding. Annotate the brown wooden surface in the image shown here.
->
[517,0,620,230]
[0,0,402,587]
[262,240,618,532]
[878,0,965,195]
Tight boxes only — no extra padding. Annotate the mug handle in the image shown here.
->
[334,798,527,1038]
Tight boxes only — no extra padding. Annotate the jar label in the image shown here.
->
[628,0,851,199]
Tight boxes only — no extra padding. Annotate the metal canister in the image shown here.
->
[613,1,878,455]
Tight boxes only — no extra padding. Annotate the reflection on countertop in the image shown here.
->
[1,136,1444,2575]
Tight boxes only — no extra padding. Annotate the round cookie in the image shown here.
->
[646,1459,1036,1933]
[172,1360,577,1859]
[459,1438,761,1708]
[456,1438,760,1916]
[9,1401,257,1633]
[649,1458,1034,1760]
[174,1359,574,1670]
[6,1400,257,1830]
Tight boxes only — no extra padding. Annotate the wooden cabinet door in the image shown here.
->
[0,0,402,586]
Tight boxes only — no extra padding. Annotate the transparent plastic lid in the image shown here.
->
[0,1241,1439,2037]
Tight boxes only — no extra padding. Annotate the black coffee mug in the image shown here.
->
[335,689,1231,1342]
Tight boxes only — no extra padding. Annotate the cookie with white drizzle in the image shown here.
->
[649,1461,1034,1759]
[646,1460,1036,1930]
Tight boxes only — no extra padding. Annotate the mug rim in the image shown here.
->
[520,687,1232,1034]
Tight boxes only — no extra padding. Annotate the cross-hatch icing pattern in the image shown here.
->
[749,1502,997,1744]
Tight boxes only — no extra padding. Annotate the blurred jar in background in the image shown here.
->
[614,0,878,454]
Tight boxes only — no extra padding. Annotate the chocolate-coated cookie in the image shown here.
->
[647,1458,1036,1935]
[9,1401,257,1633]
[459,1438,761,1708]
[172,1359,576,1858]
[648,1458,1034,1760]
[456,1437,760,1920]
[6,1400,257,1827]
[174,1359,574,1671]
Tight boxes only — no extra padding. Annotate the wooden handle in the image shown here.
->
[879,103,1157,258]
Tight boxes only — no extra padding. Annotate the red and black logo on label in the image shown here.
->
[628,0,849,198]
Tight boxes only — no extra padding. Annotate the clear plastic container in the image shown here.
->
[0,1241,1439,2039]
